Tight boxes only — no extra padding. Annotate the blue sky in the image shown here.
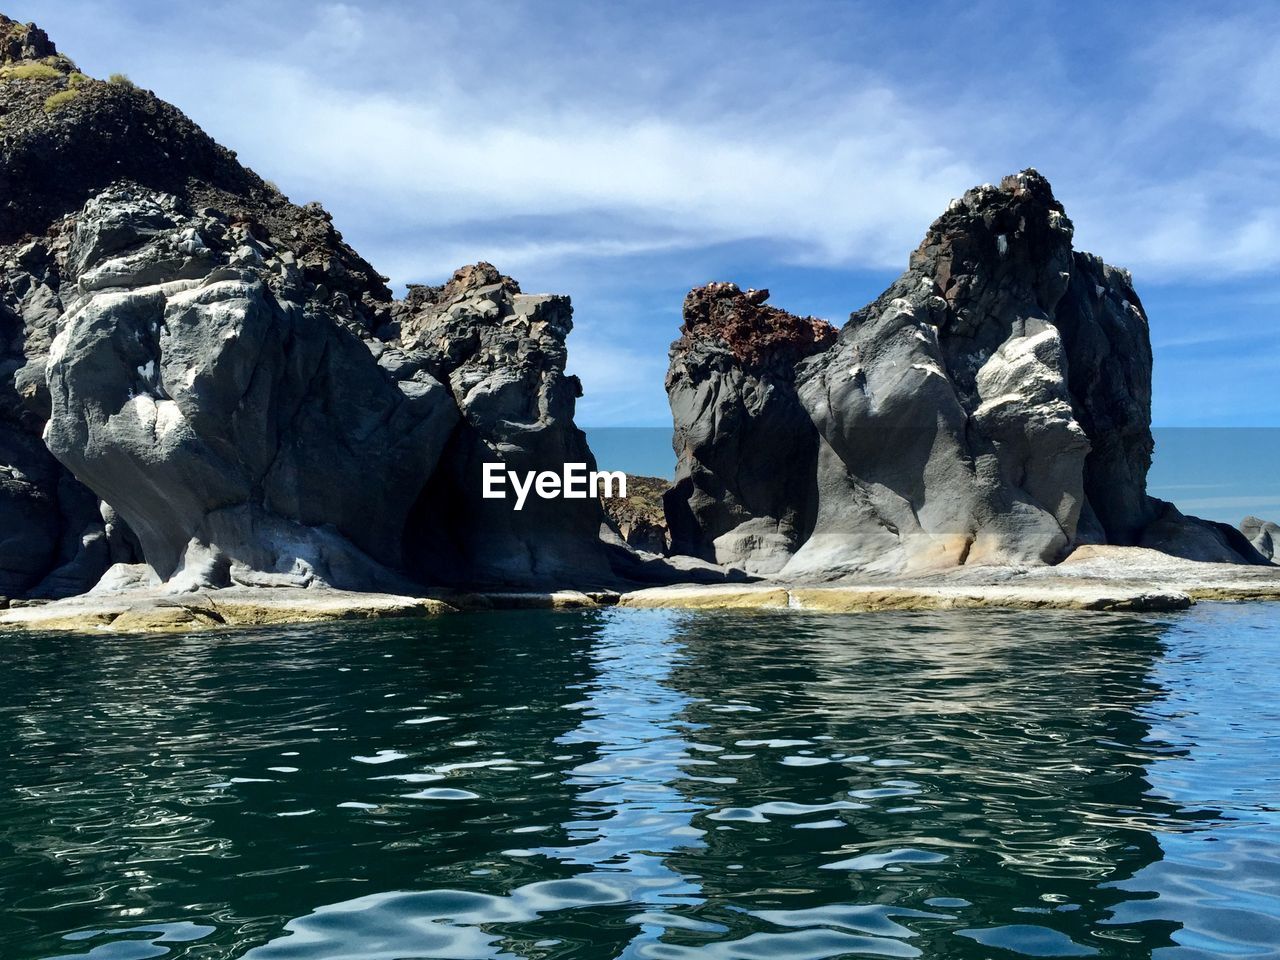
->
[12,0,1280,427]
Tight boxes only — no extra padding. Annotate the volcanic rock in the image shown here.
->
[0,14,624,595]
[665,282,835,572]
[393,262,617,587]
[665,171,1266,575]
[43,187,458,589]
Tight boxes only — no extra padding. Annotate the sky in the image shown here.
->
[10,0,1280,430]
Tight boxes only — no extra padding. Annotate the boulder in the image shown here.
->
[1240,516,1280,562]
[44,188,458,590]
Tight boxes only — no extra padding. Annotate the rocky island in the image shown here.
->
[2,13,1278,631]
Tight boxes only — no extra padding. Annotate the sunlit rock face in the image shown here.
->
[1,12,631,596]
[44,189,459,590]
[666,171,1268,576]
[789,171,1090,577]
[40,196,625,593]
[0,13,424,595]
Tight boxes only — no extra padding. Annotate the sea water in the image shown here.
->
[1,604,1278,958]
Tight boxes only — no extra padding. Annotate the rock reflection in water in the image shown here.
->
[2,605,1278,959]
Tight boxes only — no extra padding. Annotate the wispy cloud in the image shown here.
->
[10,0,1280,426]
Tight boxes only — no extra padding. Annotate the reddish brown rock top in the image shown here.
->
[677,282,837,369]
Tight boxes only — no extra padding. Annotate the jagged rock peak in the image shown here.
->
[910,167,1073,322]
[0,14,59,65]
[676,281,837,370]
[443,261,521,300]
[0,15,390,331]
[402,261,521,314]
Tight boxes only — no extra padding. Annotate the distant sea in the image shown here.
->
[586,427,1280,525]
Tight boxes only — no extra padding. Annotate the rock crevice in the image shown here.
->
[665,171,1273,575]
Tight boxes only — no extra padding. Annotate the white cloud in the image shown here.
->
[12,0,985,283]
[159,64,977,281]
[17,0,1280,287]
[566,338,670,426]
[12,0,1280,428]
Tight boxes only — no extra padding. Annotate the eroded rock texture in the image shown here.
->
[3,10,1273,596]
[43,189,458,589]
[27,190,621,592]
[665,283,835,573]
[392,263,616,588]
[0,15,622,594]
[666,171,1269,575]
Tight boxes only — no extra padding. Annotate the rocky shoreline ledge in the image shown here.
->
[5,546,1280,633]
[2,13,1278,633]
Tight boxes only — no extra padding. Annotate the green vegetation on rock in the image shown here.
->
[1,61,61,80]
[43,87,78,113]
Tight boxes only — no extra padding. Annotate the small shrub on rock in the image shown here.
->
[43,88,78,112]
[1,61,62,80]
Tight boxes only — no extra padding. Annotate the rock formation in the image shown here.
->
[665,283,835,573]
[0,14,621,595]
[1,12,1272,602]
[602,474,670,555]
[1239,516,1278,563]
[390,263,617,587]
[666,172,1271,575]
[43,187,463,589]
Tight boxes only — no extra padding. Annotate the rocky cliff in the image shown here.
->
[1,12,1272,602]
[0,14,620,595]
[603,474,670,555]
[666,172,1272,576]
[390,262,615,587]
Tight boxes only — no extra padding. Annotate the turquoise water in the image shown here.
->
[2,604,1279,958]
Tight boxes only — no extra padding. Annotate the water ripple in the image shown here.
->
[0,605,1278,958]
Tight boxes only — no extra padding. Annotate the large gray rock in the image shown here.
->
[789,173,1089,577]
[0,14,635,598]
[1,230,128,597]
[1139,501,1268,565]
[1055,252,1159,544]
[1240,516,1280,562]
[664,283,835,573]
[394,263,619,587]
[665,171,1267,576]
[44,188,458,590]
